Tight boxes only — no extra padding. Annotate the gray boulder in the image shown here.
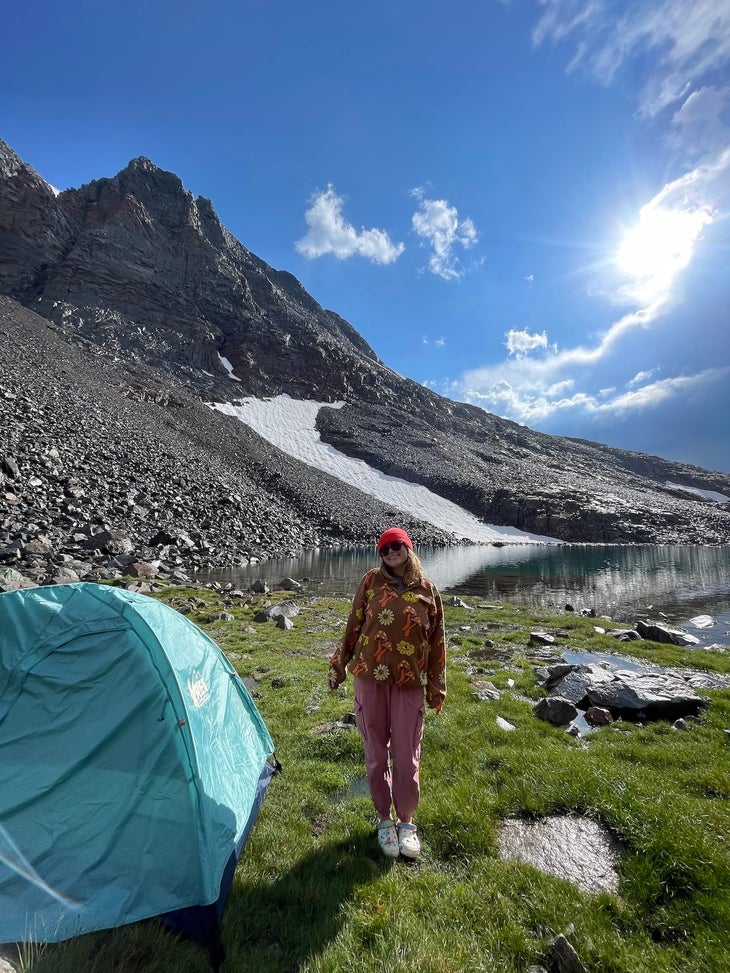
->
[635,620,700,646]
[534,696,578,726]
[547,663,707,720]
[0,566,35,591]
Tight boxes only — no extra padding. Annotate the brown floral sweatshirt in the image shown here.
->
[328,566,446,711]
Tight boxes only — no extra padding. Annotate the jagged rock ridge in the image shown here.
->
[1,136,730,570]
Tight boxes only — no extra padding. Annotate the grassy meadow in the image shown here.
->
[15,586,730,973]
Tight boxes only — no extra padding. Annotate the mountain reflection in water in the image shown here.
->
[207,544,730,643]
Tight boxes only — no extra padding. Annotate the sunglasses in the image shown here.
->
[379,541,406,555]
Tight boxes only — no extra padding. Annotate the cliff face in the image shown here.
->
[2,137,729,554]
[0,142,385,399]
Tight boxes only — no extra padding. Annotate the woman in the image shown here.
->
[328,527,446,859]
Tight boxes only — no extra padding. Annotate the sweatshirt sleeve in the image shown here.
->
[425,585,447,711]
[328,573,369,688]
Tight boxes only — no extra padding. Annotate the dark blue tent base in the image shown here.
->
[159,761,277,969]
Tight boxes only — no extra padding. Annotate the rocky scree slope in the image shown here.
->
[0,297,452,586]
[1,138,730,547]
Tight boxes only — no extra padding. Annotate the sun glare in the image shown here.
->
[616,206,711,282]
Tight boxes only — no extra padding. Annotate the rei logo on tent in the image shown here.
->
[188,669,211,707]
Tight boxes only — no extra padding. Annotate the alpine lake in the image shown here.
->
[207,543,730,648]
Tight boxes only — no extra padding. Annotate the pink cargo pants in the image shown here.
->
[353,676,425,822]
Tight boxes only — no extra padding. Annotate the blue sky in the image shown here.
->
[3,0,729,472]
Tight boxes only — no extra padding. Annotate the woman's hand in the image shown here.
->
[328,663,345,691]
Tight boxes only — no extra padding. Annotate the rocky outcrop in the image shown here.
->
[2,137,730,551]
[539,661,718,721]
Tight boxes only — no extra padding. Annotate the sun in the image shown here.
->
[616,205,711,281]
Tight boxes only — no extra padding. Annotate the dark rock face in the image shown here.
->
[2,136,730,560]
[0,141,383,402]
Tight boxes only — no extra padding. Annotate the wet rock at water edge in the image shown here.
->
[533,696,578,726]
[688,614,715,629]
[546,662,708,721]
[278,577,302,590]
[584,706,613,727]
[635,619,700,646]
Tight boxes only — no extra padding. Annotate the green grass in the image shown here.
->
[21,587,730,972]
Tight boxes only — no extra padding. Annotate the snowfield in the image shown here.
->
[210,394,559,544]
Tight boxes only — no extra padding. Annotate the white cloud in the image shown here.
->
[505,328,550,357]
[463,366,730,424]
[295,185,404,264]
[410,188,478,280]
[595,369,730,415]
[671,86,730,157]
[627,368,657,387]
[532,0,730,120]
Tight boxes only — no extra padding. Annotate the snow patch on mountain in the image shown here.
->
[210,394,559,544]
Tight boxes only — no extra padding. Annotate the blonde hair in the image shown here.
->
[401,549,425,586]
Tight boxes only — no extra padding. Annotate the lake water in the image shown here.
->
[206,544,730,647]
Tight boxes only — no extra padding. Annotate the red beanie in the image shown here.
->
[376,527,413,552]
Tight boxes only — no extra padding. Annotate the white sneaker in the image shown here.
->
[398,822,421,858]
[377,819,400,858]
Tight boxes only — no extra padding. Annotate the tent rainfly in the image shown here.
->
[0,582,276,967]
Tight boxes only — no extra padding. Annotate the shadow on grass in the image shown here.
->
[222,831,383,971]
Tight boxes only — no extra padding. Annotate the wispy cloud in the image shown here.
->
[532,0,730,120]
[295,185,404,264]
[410,187,478,280]
[597,370,730,415]
[670,86,730,158]
[462,366,730,424]
[627,368,657,388]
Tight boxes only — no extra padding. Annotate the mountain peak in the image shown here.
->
[1,140,729,546]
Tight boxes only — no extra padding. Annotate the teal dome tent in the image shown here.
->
[0,582,275,965]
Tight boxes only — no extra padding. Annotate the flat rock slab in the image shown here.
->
[547,662,709,719]
[498,814,623,894]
